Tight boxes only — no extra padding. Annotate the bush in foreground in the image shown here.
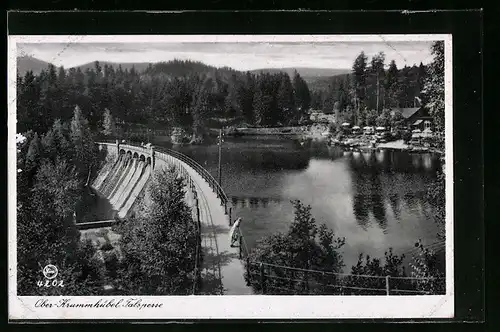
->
[244,200,346,295]
[115,167,200,295]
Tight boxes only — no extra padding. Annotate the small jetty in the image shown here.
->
[330,137,443,155]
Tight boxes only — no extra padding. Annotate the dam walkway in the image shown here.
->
[94,141,253,295]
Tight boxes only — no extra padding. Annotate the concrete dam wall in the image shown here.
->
[91,144,152,219]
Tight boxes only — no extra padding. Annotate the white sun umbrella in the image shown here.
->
[229,217,242,246]
[376,126,386,131]
[352,126,360,130]
[363,126,371,130]
[342,122,350,126]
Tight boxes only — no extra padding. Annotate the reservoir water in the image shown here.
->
[172,137,444,272]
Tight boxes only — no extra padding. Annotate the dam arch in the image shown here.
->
[90,141,252,295]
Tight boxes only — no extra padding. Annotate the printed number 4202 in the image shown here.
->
[37,280,64,288]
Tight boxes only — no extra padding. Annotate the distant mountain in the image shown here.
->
[17,56,350,92]
[306,73,351,91]
[145,59,239,78]
[73,60,242,81]
[17,56,53,76]
[73,61,152,73]
[250,67,350,79]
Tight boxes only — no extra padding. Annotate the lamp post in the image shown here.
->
[217,128,224,186]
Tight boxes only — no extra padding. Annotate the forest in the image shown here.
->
[310,60,426,113]
[16,59,312,139]
[15,41,445,295]
[16,41,444,141]
[16,107,199,295]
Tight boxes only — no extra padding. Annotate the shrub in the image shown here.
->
[402,131,412,143]
[115,167,200,295]
[244,200,345,295]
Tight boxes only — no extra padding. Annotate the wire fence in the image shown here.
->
[236,228,445,296]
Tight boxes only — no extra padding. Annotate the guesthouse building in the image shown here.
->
[398,107,434,131]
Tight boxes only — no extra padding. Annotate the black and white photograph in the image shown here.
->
[8,34,454,320]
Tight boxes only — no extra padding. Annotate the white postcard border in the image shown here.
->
[8,34,454,320]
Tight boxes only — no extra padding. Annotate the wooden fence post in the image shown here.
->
[260,263,266,294]
[229,207,232,226]
[385,276,390,296]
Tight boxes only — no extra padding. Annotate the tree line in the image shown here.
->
[310,57,426,113]
[17,42,444,137]
[16,59,313,139]
[308,41,444,131]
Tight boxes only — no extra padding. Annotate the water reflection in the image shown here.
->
[350,171,387,232]
[309,146,346,161]
[231,196,281,208]
[169,138,443,270]
[346,149,440,233]
[388,193,402,221]
[179,146,310,172]
[346,149,440,174]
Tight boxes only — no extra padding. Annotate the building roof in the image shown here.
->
[400,107,421,119]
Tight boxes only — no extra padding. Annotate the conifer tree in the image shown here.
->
[244,201,345,295]
[17,158,104,295]
[384,60,399,108]
[101,108,116,137]
[370,52,385,112]
[417,62,427,94]
[293,71,311,114]
[277,73,296,124]
[116,167,199,294]
[422,41,445,132]
[191,78,212,137]
[239,72,256,124]
[24,132,43,184]
[70,105,97,180]
[352,51,368,107]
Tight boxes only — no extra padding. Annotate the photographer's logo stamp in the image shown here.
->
[42,264,58,280]
[38,264,64,288]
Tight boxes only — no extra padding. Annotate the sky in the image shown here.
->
[17,41,435,71]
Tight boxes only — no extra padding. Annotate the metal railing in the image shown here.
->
[95,140,230,216]
[76,220,118,230]
[95,140,211,294]
[154,145,230,215]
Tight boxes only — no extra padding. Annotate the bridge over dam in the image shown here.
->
[85,141,253,295]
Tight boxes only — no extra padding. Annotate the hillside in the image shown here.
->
[17,56,53,76]
[73,61,152,73]
[251,67,350,79]
[17,55,348,94]
[18,56,350,89]
[145,60,241,79]
[306,73,350,91]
